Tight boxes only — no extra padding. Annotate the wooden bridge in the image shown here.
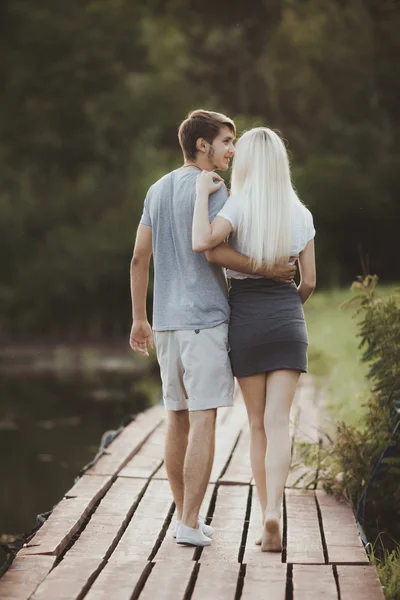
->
[0,376,385,599]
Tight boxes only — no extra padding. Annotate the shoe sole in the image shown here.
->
[176,537,211,547]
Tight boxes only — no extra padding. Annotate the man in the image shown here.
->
[129,109,295,547]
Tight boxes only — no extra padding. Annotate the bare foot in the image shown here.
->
[261,516,282,552]
[255,535,262,546]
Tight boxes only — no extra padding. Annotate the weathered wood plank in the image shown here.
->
[111,480,173,560]
[119,421,166,479]
[200,485,248,563]
[139,561,194,599]
[64,474,113,500]
[219,426,252,485]
[286,379,319,489]
[88,404,165,476]
[293,565,338,599]
[31,557,103,599]
[210,398,247,483]
[241,565,287,600]
[0,556,55,600]
[84,561,150,600]
[191,562,240,599]
[285,489,325,564]
[316,490,368,564]
[19,497,97,557]
[67,478,148,559]
[337,565,385,600]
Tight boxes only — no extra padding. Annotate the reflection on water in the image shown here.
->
[0,364,161,569]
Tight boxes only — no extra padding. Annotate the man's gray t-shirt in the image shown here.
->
[140,167,230,331]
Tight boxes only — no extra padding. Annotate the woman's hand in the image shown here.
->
[196,170,224,195]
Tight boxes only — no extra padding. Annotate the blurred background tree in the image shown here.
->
[1,0,399,338]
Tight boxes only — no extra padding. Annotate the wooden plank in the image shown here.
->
[140,561,194,599]
[84,561,150,600]
[112,480,173,560]
[0,556,55,600]
[191,562,240,600]
[242,487,283,566]
[210,401,248,483]
[316,491,368,564]
[64,474,113,499]
[293,565,337,599]
[119,421,166,479]
[219,426,252,485]
[241,565,287,600]
[337,565,385,600]
[67,478,148,558]
[31,558,103,599]
[20,475,113,557]
[286,380,319,489]
[200,485,248,563]
[285,489,325,564]
[88,404,165,476]
[19,497,97,557]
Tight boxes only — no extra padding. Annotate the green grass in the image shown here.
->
[304,285,398,426]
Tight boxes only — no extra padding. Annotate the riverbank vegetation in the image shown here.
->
[305,277,400,599]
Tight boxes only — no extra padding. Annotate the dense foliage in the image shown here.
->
[1,1,399,337]
[315,276,400,597]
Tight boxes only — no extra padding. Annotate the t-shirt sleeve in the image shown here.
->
[305,208,316,242]
[216,194,241,230]
[208,184,229,222]
[139,189,152,227]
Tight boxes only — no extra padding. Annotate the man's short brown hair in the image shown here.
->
[178,109,236,161]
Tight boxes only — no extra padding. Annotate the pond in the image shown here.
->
[0,350,161,571]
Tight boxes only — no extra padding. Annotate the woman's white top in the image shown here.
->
[217,194,316,280]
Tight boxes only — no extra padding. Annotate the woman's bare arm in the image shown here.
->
[297,239,316,303]
[192,172,233,252]
[205,243,297,282]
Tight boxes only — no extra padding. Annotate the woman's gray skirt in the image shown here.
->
[228,278,308,378]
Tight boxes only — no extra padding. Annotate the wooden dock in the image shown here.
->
[0,376,385,599]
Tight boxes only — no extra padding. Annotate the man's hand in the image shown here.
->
[262,258,298,283]
[129,320,153,356]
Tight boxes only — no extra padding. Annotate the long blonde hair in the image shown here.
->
[231,127,299,270]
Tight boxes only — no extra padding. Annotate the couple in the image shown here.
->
[129,109,316,551]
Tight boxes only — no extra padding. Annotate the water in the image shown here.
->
[0,362,161,569]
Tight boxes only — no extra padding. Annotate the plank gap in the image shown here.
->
[332,564,341,600]
[130,561,155,600]
[315,493,329,564]
[217,429,243,481]
[282,490,287,564]
[286,563,293,600]
[147,501,175,561]
[183,562,200,600]
[238,485,252,563]
[235,563,246,600]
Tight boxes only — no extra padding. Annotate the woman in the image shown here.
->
[192,127,316,552]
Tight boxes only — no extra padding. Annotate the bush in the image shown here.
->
[311,276,400,594]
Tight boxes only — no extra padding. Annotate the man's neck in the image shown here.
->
[183,158,214,172]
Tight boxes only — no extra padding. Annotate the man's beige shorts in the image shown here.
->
[153,323,234,411]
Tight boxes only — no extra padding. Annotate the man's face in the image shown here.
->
[208,126,236,171]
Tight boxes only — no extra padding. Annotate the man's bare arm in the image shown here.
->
[129,224,153,356]
[204,243,296,282]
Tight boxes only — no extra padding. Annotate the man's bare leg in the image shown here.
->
[181,408,217,528]
[164,409,190,520]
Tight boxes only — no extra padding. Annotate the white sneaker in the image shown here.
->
[173,517,214,539]
[176,523,212,547]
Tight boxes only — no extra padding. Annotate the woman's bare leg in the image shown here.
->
[262,369,300,552]
[237,374,268,540]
